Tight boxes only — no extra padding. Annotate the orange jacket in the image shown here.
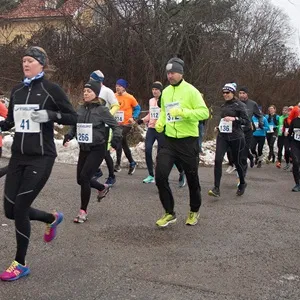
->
[0,102,8,147]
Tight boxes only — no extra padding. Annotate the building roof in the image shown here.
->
[0,0,85,20]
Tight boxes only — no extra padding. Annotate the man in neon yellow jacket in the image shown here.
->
[155,57,209,228]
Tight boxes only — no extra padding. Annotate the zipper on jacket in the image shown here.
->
[171,86,178,139]
[21,86,32,154]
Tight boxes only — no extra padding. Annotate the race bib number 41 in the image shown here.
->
[219,118,233,133]
[14,104,40,133]
[165,102,182,123]
[77,123,93,143]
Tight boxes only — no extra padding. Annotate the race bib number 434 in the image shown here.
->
[77,123,93,143]
[14,104,40,133]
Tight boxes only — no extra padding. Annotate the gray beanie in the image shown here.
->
[166,57,184,74]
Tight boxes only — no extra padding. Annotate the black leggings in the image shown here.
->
[266,132,277,160]
[251,136,265,159]
[214,135,245,188]
[77,145,106,211]
[4,156,56,265]
[277,136,290,164]
[291,141,300,185]
[116,126,134,165]
[155,137,201,214]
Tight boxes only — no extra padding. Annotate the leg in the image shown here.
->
[277,136,284,163]
[230,138,246,185]
[250,136,258,159]
[121,126,134,164]
[155,142,176,214]
[257,136,265,158]
[77,147,106,211]
[214,135,228,188]
[198,122,204,153]
[4,156,56,265]
[284,137,291,165]
[145,128,156,177]
[291,142,300,186]
[241,129,252,175]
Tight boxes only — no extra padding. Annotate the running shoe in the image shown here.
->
[74,209,88,223]
[143,175,155,183]
[156,213,177,228]
[236,183,247,196]
[105,176,116,186]
[0,260,30,281]
[97,184,110,202]
[250,157,254,168]
[93,168,103,179]
[185,211,200,226]
[128,161,137,175]
[208,187,220,197]
[292,184,300,192]
[114,164,121,172]
[225,165,236,174]
[178,172,186,187]
[44,211,64,243]
[283,163,290,170]
[257,161,262,168]
[276,161,281,168]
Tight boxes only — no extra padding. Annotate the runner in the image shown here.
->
[251,113,269,168]
[238,86,263,175]
[63,80,122,223]
[137,81,164,183]
[0,46,77,281]
[276,106,289,168]
[288,110,300,191]
[154,57,209,227]
[114,79,141,174]
[208,83,250,198]
[89,70,120,186]
[265,105,279,163]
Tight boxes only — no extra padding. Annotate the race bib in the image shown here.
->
[115,111,124,123]
[254,122,259,129]
[219,118,232,133]
[165,102,182,123]
[150,107,160,120]
[267,125,274,133]
[14,104,40,133]
[294,129,300,141]
[77,123,93,143]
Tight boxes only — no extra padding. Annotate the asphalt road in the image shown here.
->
[0,159,299,300]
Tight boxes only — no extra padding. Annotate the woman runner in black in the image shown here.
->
[208,83,250,197]
[0,46,77,281]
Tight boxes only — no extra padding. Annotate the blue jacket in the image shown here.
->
[253,116,269,137]
[265,114,279,133]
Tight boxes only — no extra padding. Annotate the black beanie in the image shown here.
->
[238,86,249,94]
[152,81,163,92]
[84,80,100,97]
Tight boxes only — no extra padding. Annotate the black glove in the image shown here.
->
[63,134,72,146]
[137,119,144,125]
[111,137,121,149]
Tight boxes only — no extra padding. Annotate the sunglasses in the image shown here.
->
[223,91,231,94]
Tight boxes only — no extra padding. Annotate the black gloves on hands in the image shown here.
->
[63,134,72,146]
[111,137,121,150]
[136,119,144,125]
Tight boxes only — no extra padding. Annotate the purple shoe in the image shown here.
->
[0,260,30,281]
[44,211,64,243]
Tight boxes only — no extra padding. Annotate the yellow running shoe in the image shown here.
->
[185,211,200,226]
[156,213,177,227]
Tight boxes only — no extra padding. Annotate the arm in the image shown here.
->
[288,119,294,138]
[0,102,8,118]
[47,83,77,125]
[106,90,120,115]
[110,103,120,116]
[263,117,269,132]
[132,104,141,119]
[236,102,251,127]
[100,107,122,144]
[0,89,17,131]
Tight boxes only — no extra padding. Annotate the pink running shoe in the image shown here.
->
[44,211,64,243]
[0,260,30,281]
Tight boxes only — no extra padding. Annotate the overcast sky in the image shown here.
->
[271,0,300,55]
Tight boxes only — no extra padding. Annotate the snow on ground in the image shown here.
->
[1,134,273,168]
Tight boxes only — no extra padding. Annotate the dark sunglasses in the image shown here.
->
[223,91,231,94]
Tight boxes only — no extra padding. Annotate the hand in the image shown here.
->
[258,122,264,129]
[223,116,235,122]
[30,110,50,123]
[284,131,289,137]
[169,107,184,118]
[136,119,144,125]
[63,134,72,146]
[111,137,121,149]
[128,117,134,124]
[155,119,164,133]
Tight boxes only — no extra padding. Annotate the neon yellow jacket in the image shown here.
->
[158,80,209,138]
